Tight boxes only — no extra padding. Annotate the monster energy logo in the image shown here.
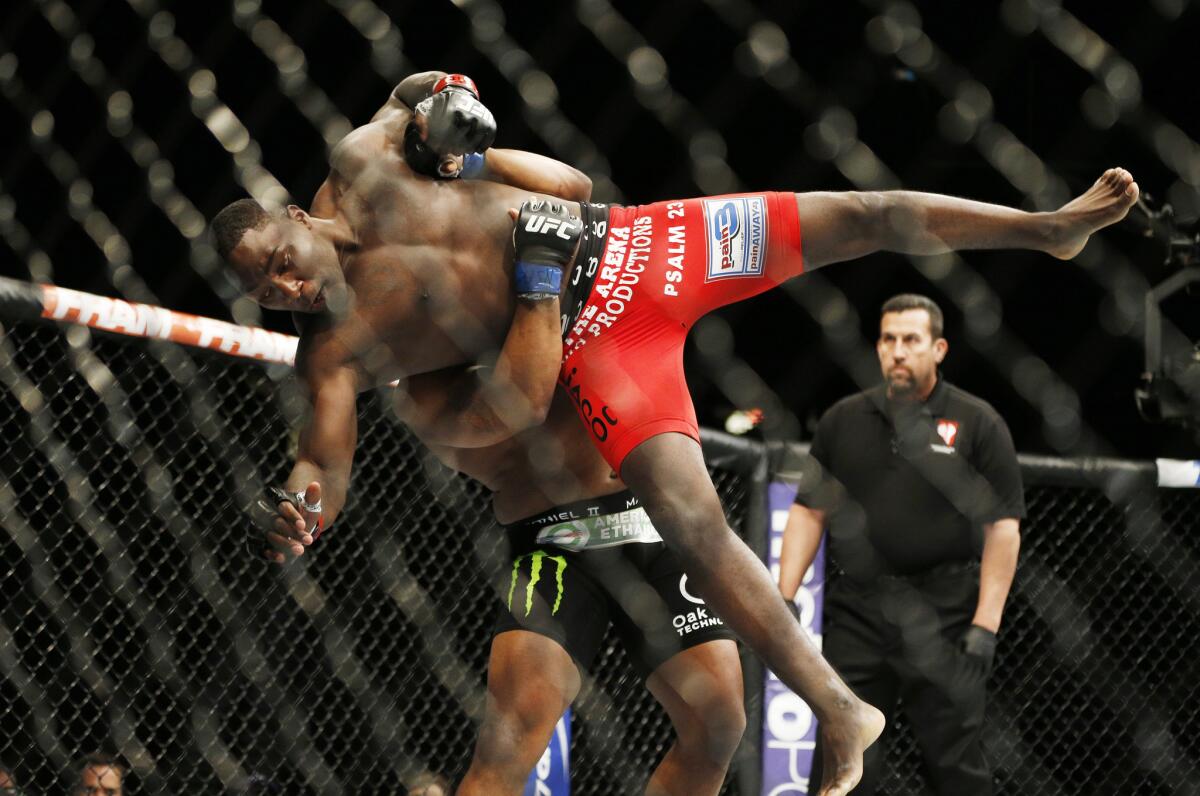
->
[507,550,568,617]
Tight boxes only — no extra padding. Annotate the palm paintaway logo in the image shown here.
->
[702,195,767,281]
[508,550,569,617]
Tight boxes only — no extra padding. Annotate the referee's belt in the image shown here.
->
[858,559,979,587]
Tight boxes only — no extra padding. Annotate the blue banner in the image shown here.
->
[524,710,570,795]
[761,482,826,795]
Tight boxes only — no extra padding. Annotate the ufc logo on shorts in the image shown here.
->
[525,215,577,240]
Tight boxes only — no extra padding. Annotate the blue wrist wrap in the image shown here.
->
[515,262,562,297]
[461,151,486,179]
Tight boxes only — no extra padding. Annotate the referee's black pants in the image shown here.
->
[810,563,993,795]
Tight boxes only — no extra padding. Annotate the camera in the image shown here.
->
[1134,197,1200,427]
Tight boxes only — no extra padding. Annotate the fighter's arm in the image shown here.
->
[289,365,359,524]
[473,148,592,201]
[382,71,497,170]
[371,72,590,197]
[259,355,360,564]
[393,295,561,448]
[365,70,445,123]
[387,71,446,113]
[395,199,579,447]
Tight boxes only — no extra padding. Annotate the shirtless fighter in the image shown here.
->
[212,70,1139,794]
[284,193,747,794]
[399,201,747,795]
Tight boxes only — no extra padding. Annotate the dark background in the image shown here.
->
[1,0,1198,459]
[1,4,1200,794]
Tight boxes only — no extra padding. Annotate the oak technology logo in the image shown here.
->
[674,574,724,637]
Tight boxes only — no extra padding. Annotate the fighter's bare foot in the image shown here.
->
[1047,167,1139,259]
[815,696,886,796]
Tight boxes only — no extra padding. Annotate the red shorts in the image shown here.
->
[560,192,803,473]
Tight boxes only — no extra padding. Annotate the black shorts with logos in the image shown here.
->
[493,490,735,677]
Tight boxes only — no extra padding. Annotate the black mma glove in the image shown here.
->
[959,624,997,680]
[513,198,582,301]
[414,74,497,156]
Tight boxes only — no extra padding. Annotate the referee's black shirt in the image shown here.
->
[795,377,1025,580]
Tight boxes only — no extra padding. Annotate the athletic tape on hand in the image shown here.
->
[260,486,326,538]
[460,152,486,179]
[515,262,563,297]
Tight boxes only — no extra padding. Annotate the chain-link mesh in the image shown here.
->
[2,0,1196,461]
[0,321,761,795]
[838,482,1200,796]
[4,323,1199,794]
[0,4,1197,791]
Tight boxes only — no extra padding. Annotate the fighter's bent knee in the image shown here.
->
[672,681,746,765]
[501,680,570,736]
[701,690,748,759]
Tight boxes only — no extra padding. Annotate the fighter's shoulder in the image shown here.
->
[328,117,406,177]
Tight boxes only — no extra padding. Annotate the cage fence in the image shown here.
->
[0,1,1198,794]
[0,320,762,795]
[0,322,1196,794]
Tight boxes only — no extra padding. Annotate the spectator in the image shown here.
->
[71,752,125,796]
[407,771,450,796]
[0,764,18,793]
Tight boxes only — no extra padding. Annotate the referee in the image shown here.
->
[779,294,1024,795]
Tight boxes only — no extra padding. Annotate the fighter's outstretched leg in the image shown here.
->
[621,434,885,796]
[794,167,1139,270]
[456,630,581,796]
[644,640,746,796]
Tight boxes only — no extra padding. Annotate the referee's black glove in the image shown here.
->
[959,624,997,680]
